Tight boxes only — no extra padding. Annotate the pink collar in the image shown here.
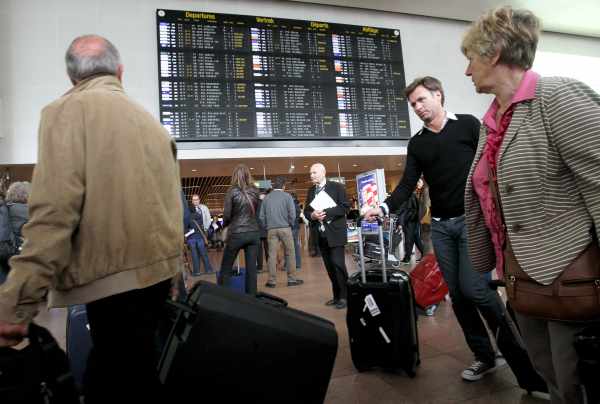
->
[483,70,540,131]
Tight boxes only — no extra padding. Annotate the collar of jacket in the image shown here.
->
[64,73,124,96]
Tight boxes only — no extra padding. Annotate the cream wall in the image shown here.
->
[0,0,598,164]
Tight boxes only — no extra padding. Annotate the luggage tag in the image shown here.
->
[363,294,381,317]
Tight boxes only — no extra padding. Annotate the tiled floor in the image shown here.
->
[35,246,549,404]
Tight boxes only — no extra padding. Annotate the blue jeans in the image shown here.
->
[431,215,504,365]
[187,237,213,275]
[285,226,302,272]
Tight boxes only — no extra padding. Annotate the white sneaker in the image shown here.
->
[495,354,507,369]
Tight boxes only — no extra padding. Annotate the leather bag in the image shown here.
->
[489,166,600,322]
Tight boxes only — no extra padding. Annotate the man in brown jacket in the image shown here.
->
[0,35,183,402]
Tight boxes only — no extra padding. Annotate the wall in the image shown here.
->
[1,0,599,164]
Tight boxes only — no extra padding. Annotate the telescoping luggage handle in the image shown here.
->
[356,216,387,284]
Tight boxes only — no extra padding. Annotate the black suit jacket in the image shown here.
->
[304,181,350,247]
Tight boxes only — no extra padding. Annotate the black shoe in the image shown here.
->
[335,299,347,309]
[265,282,276,288]
[325,299,338,306]
[287,279,304,287]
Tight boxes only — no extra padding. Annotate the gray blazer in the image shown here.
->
[465,77,600,285]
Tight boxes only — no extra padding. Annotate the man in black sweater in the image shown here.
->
[364,76,509,382]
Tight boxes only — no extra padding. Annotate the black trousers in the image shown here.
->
[256,236,269,270]
[318,234,348,301]
[403,220,424,261]
[84,280,171,404]
[219,231,259,295]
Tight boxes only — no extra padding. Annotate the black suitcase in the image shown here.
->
[0,323,79,404]
[158,280,338,404]
[347,219,420,376]
[489,280,548,395]
[66,304,93,392]
[574,324,600,404]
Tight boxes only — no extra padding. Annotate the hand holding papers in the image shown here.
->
[310,190,337,232]
[309,190,337,211]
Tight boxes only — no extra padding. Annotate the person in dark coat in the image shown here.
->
[304,163,350,309]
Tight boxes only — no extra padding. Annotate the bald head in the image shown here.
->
[310,163,326,185]
[65,35,122,84]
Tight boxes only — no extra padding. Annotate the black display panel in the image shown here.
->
[156,9,411,141]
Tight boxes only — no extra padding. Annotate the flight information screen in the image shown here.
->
[156,9,410,140]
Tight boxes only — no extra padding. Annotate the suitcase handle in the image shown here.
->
[165,299,198,315]
[256,292,288,307]
[356,216,387,284]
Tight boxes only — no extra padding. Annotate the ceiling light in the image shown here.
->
[352,164,358,167]
[303,165,308,168]
[191,169,197,172]
[250,167,254,170]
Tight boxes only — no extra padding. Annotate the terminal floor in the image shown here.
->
[36,247,548,404]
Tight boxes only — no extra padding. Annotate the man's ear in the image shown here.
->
[116,64,124,82]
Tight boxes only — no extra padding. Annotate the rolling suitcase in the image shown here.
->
[217,256,246,294]
[158,280,338,404]
[66,305,93,392]
[347,219,420,376]
[489,280,548,395]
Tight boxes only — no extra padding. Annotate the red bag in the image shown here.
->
[409,254,449,309]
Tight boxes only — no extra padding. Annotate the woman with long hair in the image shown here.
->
[218,164,261,295]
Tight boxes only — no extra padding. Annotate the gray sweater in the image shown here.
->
[259,190,296,230]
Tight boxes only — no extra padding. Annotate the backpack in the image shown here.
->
[0,202,18,262]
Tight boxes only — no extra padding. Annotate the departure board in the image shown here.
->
[156,9,411,140]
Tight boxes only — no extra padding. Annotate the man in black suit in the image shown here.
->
[304,163,350,309]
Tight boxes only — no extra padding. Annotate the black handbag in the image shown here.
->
[0,323,79,404]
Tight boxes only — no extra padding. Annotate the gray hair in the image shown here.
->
[461,6,540,70]
[65,35,121,82]
[6,181,31,204]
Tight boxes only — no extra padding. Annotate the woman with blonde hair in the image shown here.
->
[461,6,600,403]
[218,164,260,295]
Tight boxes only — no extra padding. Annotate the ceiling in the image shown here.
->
[290,0,600,38]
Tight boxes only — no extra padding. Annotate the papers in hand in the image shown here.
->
[310,190,337,211]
